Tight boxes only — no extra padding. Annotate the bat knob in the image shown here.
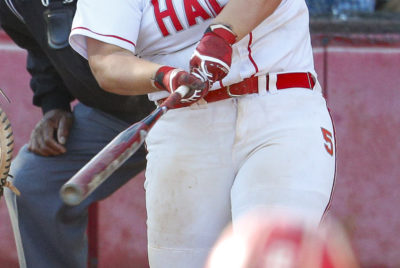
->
[60,184,84,206]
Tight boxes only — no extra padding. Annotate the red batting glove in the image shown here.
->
[153,66,209,104]
[190,24,237,84]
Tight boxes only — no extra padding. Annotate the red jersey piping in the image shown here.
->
[72,27,136,48]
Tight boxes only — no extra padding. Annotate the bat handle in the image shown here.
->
[175,85,190,97]
[160,85,189,109]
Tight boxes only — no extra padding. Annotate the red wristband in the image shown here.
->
[153,66,175,91]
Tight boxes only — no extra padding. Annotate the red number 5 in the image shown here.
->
[321,128,334,156]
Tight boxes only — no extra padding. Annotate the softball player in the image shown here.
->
[70,0,336,267]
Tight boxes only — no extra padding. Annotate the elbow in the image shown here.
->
[92,73,115,94]
[88,57,117,94]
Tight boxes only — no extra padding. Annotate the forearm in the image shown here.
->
[87,38,161,96]
[213,0,282,41]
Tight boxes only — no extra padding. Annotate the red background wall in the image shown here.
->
[1,30,399,267]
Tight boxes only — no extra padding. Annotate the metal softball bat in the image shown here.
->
[60,86,189,206]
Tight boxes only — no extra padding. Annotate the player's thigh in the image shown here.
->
[231,101,335,225]
[145,162,233,268]
[146,159,234,247]
[145,101,236,250]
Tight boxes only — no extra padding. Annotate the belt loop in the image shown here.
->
[313,78,322,93]
[268,73,278,94]
[258,75,267,96]
[307,72,313,89]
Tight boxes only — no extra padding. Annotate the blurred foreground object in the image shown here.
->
[205,210,360,268]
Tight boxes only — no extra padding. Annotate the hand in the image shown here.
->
[28,109,73,156]
[190,24,237,84]
[153,66,209,104]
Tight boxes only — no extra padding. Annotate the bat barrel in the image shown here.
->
[59,86,188,206]
[59,125,148,206]
[60,163,111,205]
[60,183,85,206]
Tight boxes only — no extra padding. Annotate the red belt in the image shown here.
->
[157,72,315,107]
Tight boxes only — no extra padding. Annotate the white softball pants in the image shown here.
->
[144,84,336,268]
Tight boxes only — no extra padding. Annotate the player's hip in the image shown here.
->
[146,86,333,160]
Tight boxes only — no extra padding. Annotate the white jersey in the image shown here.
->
[70,0,315,100]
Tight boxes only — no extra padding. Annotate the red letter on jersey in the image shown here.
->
[184,0,211,26]
[152,0,183,36]
[208,0,224,15]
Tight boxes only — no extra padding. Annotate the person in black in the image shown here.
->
[0,0,154,267]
